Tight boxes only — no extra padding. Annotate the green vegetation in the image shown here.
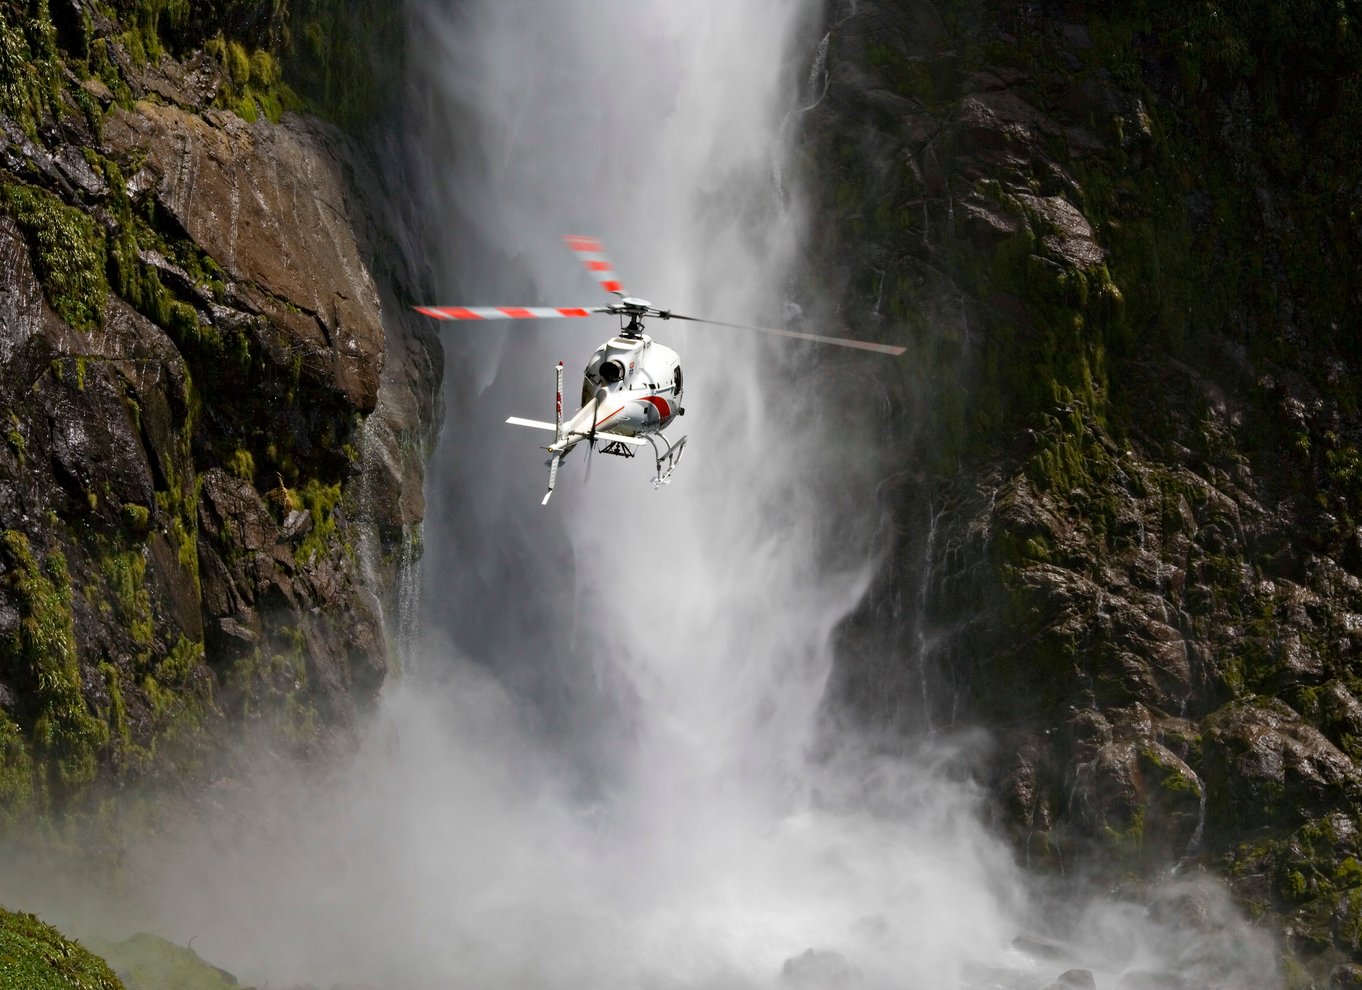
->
[0,0,391,828]
[0,3,64,137]
[93,932,240,990]
[142,636,208,735]
[97,544,153,649]
[295,478,341,562]
[0,713,35,827]
[204,34,300,124]
[0,182,107,333]
[285,0,404,130]
[0,532,108,801]
[0,905,123,990]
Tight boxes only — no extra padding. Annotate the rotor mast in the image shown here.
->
[613,296,660,339]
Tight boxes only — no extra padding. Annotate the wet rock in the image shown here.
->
[102,102,384,411]
[959,194,1026,250]
[1115,973,1184,990]
[1011,935,1069,961]
[963,962,1046,990]
[781,949,862,987]
[1013,194,1105,269]
[1331,963,1362,989]
[1045,970,1096,990]
[283,508,313,540]
[1201,700,1361,832]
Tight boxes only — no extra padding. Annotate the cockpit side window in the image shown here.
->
[672,364,683,396]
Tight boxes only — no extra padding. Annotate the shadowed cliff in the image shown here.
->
[0,0,439,823]
[806,0,1362,981]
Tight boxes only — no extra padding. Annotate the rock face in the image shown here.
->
[0,5,439,810]
[802,0,1362,978]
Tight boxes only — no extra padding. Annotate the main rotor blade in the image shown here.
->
[413,306,608,321]
[665,312,906,356]
[564,235,628,298]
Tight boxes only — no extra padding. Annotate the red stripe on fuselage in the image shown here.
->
[639,395,672,419]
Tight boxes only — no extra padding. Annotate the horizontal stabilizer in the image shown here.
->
[507,416,558,432]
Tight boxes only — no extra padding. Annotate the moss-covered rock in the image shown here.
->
[91,932,244,990]
[0,0,437,829]
[812,0,1362,978]
[0,904,123,990]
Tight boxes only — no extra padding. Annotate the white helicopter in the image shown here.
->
[415,236,905,504]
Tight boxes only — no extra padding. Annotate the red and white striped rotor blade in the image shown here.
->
[564,235,627,298]
[413,306,604,321]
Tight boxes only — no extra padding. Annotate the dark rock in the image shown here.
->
[101,103,385,411]
[1116,973,1184,990]
[781,949,862,987]
[1201,700,1359,833]
[1331,963,1362,989]
[1013,194,1105,269]
[1011,935,1069,960]
[283,508,313,540]
[1045,970,1096,990]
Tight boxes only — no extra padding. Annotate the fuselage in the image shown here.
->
[564,333,682,439]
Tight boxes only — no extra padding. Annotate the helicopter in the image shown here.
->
[414,236,905,504]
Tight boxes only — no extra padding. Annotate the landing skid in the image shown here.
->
[644,433,687,488]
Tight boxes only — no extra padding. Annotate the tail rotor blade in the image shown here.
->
[564,235,628,298]
[664,312,906,356]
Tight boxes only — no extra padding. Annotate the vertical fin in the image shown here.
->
[555,361,564,443]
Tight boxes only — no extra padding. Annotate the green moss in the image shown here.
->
[138,636,210,756]
[203,32,301,126]
[0,531,107,797]
[4,429,23,464]
[97,544,152,648]
[0,905,124,990]
[92,932,238,990]
[0,181,107,333]
[295,478,342,563]
[1280,954,1314,990]
[1336,857,1362,890]
[1100,805,1146,862]
[120,503,150,533]
[1336,888,1362,952]
[155,635,202,687]
[284,0,403,130]
[0,712,35,826]
[227,447,255,483]
[0,3,63,138]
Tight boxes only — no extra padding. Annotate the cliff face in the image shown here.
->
[806,0,1362,978]
[0,1,439,817]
